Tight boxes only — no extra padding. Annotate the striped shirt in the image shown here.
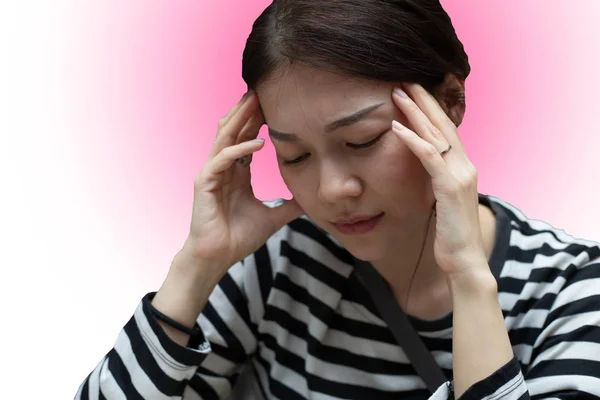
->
[76,194,600,399]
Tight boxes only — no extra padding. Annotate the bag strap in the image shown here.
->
[353,253,507,390]
[353,258,447,393]
[351,200,509,393]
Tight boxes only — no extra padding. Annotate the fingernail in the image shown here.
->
[392,120,404,131]
[254,138,265,143]
[394,87,408,99]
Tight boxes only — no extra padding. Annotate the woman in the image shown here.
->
[76,0,600,399]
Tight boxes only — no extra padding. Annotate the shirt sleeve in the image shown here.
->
[429,258,600,400]
[75,259,260,400]
[427,356,527,400]
[519,258,600,398]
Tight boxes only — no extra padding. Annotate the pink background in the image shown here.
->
[67,0,600,283]
[3,0,599,396]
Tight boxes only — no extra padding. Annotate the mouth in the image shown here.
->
[331,212,385,235]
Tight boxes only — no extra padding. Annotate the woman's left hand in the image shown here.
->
[391,82,489,281]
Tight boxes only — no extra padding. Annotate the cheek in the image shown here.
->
[279,167,319,209]
[364,137,431,198]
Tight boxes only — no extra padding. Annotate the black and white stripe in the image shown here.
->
[76,194,600,399]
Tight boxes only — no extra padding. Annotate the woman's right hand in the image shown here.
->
[182,91,304,274]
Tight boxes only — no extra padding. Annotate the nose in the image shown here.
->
[317,160,363,204]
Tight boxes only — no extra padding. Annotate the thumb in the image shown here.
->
[266,198,304,230]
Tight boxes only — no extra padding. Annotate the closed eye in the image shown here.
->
[283,153,310,165]
[282,131,387,165]
[346,131,386,149]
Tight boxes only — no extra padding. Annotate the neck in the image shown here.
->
[370,206,444,312]
[370,203,497,317]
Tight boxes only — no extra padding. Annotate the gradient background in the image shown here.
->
[2,0,599,397]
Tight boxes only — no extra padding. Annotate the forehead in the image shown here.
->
[256,65,394,128]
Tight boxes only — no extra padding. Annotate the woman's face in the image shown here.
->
[256,66,436,262]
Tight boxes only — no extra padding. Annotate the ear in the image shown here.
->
[433,73,466,127]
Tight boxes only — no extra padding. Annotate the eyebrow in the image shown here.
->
[268,102,385,142]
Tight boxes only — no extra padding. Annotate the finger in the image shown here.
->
[401,83,466,152]
[218,91,251,131]
[392,120,450,184]
[208,138,265,175]
[211,92,259,157]
[237,106,265,144]
[392,87,450,155]
[265,198,304,230]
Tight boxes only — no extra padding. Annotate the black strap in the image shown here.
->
[148,302,195,335]
[353,258,447,393]
[351,202,509,393]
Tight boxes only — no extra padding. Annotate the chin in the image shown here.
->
[337,238,386,263]
[310,217,388,262]
[315,222,386,262]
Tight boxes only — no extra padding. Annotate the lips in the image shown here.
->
[332,213,382,225]
[331,212,385,235]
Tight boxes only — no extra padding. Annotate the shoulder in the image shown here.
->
[486,194,600,327]
[485,197,600,392]
[252,199,355,277]
[235,200,355,302]
[488,194,600,278]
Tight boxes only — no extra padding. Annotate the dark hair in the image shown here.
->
[242,0,470,95]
